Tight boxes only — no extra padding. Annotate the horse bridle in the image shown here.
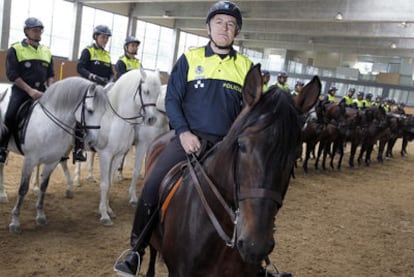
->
[106,80,157,124]
[187,144,284,248]
[39,85,101,139]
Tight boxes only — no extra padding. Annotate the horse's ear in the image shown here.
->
[294,75,321,114]
[242,64,263,107]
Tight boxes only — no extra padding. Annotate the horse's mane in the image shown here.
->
[107,69,148,110]
[221,88,303,171]
[39,77,93,110]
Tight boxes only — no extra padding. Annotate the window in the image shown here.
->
[10,0,74,58]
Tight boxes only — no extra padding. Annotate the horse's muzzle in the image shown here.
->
[236,236,275,263]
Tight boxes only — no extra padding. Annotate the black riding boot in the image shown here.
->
[114,199,157,276]
[0,129,11,163]
[73,122,86,163]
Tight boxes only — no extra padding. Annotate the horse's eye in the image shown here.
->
[237,139,247,153]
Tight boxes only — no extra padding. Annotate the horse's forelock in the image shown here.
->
[224,89,302,167]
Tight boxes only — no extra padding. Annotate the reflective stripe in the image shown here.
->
[87,46,111,66]
[120,55,141,71]
[185,46,251,87]
[12,42,51,64]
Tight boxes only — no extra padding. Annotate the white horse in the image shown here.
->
[0,77,108,233]
[77,84,169,205]
[89,69,164,225]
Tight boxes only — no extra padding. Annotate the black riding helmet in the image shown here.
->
[124,36,140,47]
[206,1,243,30]
[93,25,112,39]
[24,17,44,30]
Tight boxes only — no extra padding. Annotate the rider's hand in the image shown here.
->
[179,131,201,154]
[91,74,108,86]
[29,88,43,99]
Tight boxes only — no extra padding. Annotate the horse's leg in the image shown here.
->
[348,142,357,168]
[98,152,114,225]
[0,163,8,203]
[357,143,366,166]
[73,161,81,187]
[377,138,386,163]
[9,159,37,233]
[87,151,97,182]
[365,143,373,166]
[335,141,344,170]
[58,159,74,198]
[31,164,40,195]
[302,142,311,174]
[401,136,409,156]
[117,150,128,182]
[314,141,323,170]
[35,162,59,226]
[145,245,157,277]
[129,142,148,206]
[322,142,331,171]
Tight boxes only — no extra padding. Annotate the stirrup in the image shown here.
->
[113,249,141,277]
[263,262,293,277]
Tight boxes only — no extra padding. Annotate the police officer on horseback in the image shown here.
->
[75,24,113,162]
[115,36,142,80]
[114,2,287,277]
[0,17,54,163]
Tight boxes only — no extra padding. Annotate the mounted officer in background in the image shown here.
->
[115,36,142,80]
[76,24,113,162]
[0,17,54,163]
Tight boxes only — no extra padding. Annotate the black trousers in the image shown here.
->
[140,135,187,206]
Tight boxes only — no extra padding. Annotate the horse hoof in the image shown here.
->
[100,218,113,226]
[33,187,40,196]
[9,224,22,234]
[36,217,48,225]
[87,176,96,182]
[129,200,138,206]
[66,190,74,199]
[0,193,9,203]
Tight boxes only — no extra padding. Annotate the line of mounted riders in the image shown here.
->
[297,87,414,174]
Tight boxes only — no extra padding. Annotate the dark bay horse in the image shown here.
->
[144,65,320,276]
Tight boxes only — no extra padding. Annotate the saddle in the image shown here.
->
[13,99,36,154]
[144,130,214,222]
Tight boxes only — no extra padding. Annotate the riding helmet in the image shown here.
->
[261,70,270,77]
[366,93,373,99]
[93,25,112,39]
[348,88,355,93]
[124,36,140,47]
[278,71,288,78]
[206,1,243,30]
[357,91,364,97]
[24,17,44,30]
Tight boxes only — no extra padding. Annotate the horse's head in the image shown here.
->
[80,83,109,148]
[109,69,162,126]
[213,64,320,263]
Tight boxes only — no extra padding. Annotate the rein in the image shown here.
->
[106,80,156,125]
[187,146,284,248]
[39,86,100,139]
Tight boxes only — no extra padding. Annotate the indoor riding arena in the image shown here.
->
[0,1,414,276]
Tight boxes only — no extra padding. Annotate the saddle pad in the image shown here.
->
[160,176,182,223]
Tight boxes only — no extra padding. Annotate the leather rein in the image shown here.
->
[186,147,283,248]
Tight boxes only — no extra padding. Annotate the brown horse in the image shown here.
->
[142,64,320,276]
